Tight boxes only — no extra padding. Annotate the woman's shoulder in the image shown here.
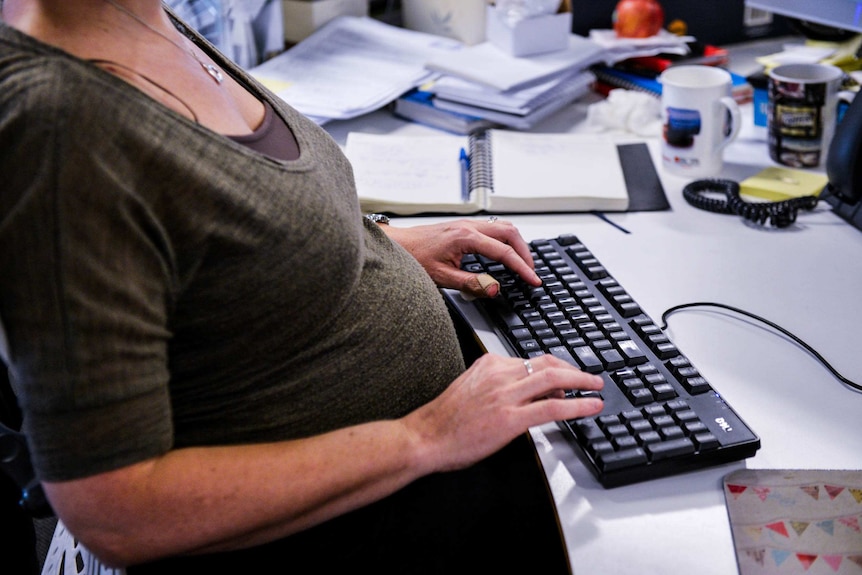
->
[0,24,127,120]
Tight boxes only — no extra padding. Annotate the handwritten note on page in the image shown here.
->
[345,132,470,210]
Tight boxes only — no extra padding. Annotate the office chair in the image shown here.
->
[1,322,123,575]
[1,363,54,575]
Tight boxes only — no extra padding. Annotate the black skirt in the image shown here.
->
[129,433,571,575]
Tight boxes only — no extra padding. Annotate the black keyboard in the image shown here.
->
[449,233,760,487]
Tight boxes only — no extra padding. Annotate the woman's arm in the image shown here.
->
[45,353,603,568]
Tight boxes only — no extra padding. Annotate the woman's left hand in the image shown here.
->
[380,218,542,298]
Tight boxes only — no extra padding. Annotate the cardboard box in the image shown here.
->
[281,0,368,43]
[486,5,572,57]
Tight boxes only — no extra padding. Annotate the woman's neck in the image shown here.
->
[4,0,267,136]
[2,1,168,48]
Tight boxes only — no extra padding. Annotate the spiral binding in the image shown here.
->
[467,131,494,196]
[682,179,820,228]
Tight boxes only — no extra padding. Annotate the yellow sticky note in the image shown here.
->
[255,77,293,94]
[740,167,828,201]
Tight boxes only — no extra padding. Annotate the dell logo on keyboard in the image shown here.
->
[715,417,733,432]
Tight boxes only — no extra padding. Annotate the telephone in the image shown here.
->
[683,92,862,230]
[820,92,862,233]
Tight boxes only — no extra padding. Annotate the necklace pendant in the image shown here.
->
[201,62,224,84]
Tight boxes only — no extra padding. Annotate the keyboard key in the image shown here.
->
[628,387,654,405]
[653,342,679,359]
[628,419,653,434]
[597,447,648,471]
[574,419,605,442]
[665,399,690,412]
[620,409,644,422]
[673,409,699,423]
[693,433,720,451]
[645,438,696,461]
[643,405,667,417]
[600,349,626,370]
[658,425,685,440]
[652,383,678,400]
[638,430,661,445]
[573,346,604,373]
[518,339,541,354]
[682,377,712,395]
[511,327,532,340]
[605,424,630,438]
[614,435,640,450]
[556,233,579,246]
[598,414,621,426]
[589,440,615,456]
[683,421,708,435]
[617,339,648,365]
[618,301,643,317]
[548,345,578,367]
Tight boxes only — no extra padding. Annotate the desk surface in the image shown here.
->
[323,39,862,574]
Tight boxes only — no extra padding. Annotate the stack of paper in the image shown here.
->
[412,35,605,130]
[587,29,695,63]
[427,70,595,130]
[249,16,463,123]
[425,34,608,92]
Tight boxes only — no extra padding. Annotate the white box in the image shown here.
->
[401,0,487,45]
[281,0,368,43]
[486,5,572,57]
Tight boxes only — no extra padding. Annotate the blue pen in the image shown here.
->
[459,147,471,202]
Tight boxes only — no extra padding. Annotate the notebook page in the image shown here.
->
[345,132,469,210]
[489,131,628,202]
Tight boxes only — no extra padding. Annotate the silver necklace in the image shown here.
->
[104,0,224,85]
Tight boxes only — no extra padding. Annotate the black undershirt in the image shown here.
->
[228,100,300,161]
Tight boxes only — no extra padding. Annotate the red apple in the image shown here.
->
[613,0,664,38]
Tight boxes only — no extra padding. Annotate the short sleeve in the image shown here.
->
[0,61,175,481]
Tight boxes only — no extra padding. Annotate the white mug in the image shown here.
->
[660,65,742,178]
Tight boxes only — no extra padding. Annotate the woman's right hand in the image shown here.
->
[402,353,604,474]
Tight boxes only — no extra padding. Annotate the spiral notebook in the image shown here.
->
[345,130,642,215]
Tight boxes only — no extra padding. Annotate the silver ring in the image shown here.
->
[523,359,534,376]
[487,215,499,223]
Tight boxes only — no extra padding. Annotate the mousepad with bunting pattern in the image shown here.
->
[724,469,862,575]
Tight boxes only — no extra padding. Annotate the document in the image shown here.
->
[431,71,594,130]
[249,16,463,122]
[429,71,588,116]
[344,130,632,215]
[425,35,607,92]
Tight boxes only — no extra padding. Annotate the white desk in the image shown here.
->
[324,61,862,574]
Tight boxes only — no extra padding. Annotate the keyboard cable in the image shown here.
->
[659,302,862,394]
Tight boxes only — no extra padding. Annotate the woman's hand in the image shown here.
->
[380,218,541,298]
[403,353,604,474]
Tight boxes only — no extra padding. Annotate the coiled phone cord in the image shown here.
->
[682,179,820,228]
